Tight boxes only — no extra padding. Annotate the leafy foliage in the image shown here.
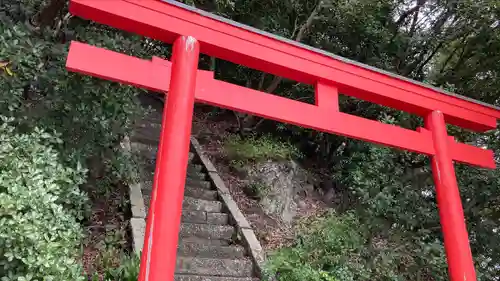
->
[89,252,140,281]
[266,211,448,281]
[101,254,140,281]
[1,0,155,278]
[266,213,361,281]
[0,1,146,180]
[0,117,87,281]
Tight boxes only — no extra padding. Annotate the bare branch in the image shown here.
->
[408,6,420,35]
[210,56,216,72]
[295,0,322,42]
[264,76,282,93]
[394,0,427,27]
[38,0,66,28]
[415,41,445,75]
[257,73,266,91]
[438,34,469,74]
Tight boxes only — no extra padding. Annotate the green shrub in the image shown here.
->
[103,254,140,281]
[265,210,447,281]
[265,212,365,281]
[226,134,301,164]
[0,13,144,184]
[90,253,140,281]
[0,117,87,281]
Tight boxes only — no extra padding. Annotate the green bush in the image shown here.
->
[265,212,365,281]
[265,210,448,281]
[226,134,301,164]
[0,11,145,183]
[102,254,140,281]
[90,253,140,281]
[0,117,87,281]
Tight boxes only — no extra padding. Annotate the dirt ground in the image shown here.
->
[81,180,131,279]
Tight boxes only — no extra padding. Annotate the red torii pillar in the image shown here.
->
[140,36,200,281]
[426,111,478,281]
[65,1,500,281]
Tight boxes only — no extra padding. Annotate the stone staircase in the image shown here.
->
[128,94,261,281]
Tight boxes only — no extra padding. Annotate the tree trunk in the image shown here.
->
[263,0,323,94]
[38,0,66,28]
[240,0,324,133]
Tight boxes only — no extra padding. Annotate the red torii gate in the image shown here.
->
[65,0,500,280]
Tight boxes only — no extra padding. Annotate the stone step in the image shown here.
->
[141,184,216,200]
[130,127,161,145]
[182,210,228,225]
[139,109,162,120]
[131,142,196,163]
[187,170,207,180]
[131,142,158,161]
[139,167,206,181]
[179,223,235,240]
[183,197,222,213]
[137,109,163,124]
[175,257,254,277]
[189,164,204,173]
[178,241,246,259]
[134,119,162,130]
[179,237,232,247]
[184,186,218,201]
[186,178,211,189]
[175,275,257,281]
[142,195,223,214]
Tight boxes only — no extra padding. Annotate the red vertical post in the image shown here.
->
[426,110,477,281]
[315,81,339,111]
[139,35,200,281]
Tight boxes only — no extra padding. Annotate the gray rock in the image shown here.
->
[245,160,308,223]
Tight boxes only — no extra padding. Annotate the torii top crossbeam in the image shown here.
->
[69,0,500,132]
[65,1,499,281]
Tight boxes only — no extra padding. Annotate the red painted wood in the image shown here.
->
[417,127,495,169]
[68,0,499,131]
[315,81,339,111]
[66,42,169,92]
[426,111,477,281]
[66,42,495,169]
[139,36,200,281]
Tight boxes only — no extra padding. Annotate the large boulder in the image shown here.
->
[244,160,308,223]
